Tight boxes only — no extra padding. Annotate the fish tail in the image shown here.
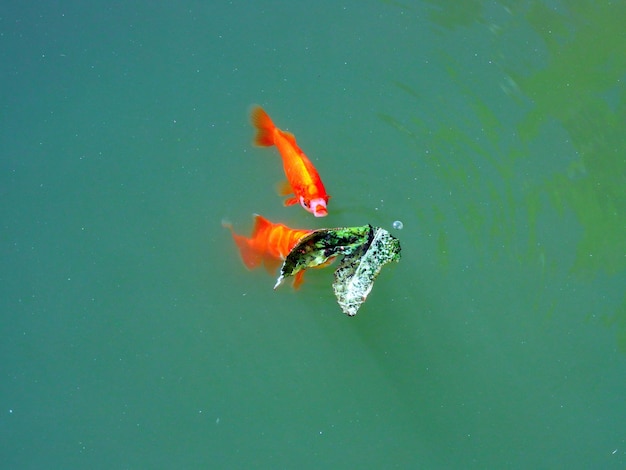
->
[223,220,262,269]
[251,106,275,147]
[233,233,263,269]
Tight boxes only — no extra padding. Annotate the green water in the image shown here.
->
[2,1,625,468]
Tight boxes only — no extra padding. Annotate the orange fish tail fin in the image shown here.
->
[251,106,275,147]
[224,220,263,270]
[232,232,263,269]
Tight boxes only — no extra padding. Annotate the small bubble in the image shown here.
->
[392,220,403,230]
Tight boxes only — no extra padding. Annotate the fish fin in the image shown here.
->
[283,196,298,206]
[247,215,284,270]
[262,256,282,274]
[223,216,273,270]
[225,224,263,269]
[292,271,305,289]
[250,214,272,237]
[250,106,275,147]
[276,180,293,196]
[279,130,305,154]
[281,130,297,146]
[235,239,263,269]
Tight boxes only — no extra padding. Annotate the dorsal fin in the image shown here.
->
[250,214,272,237]
[281,130,298,147]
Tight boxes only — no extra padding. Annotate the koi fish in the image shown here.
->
[251,106,330,217]
[223,214,313,288]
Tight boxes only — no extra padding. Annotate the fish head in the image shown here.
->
[302,196,328,217]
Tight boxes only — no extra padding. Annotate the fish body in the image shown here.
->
[251,106,329,217]
[224,214,312,288]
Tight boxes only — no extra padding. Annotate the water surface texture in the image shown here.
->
[2,1,625,468]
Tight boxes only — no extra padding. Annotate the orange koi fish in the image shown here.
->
[251,106,330,217]
[224,214,313,288]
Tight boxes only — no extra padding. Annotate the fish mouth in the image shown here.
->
[310,198,328,217]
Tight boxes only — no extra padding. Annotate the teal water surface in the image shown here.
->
[2,1,625,468]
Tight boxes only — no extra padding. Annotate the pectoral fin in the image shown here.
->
[276,180,293,196]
